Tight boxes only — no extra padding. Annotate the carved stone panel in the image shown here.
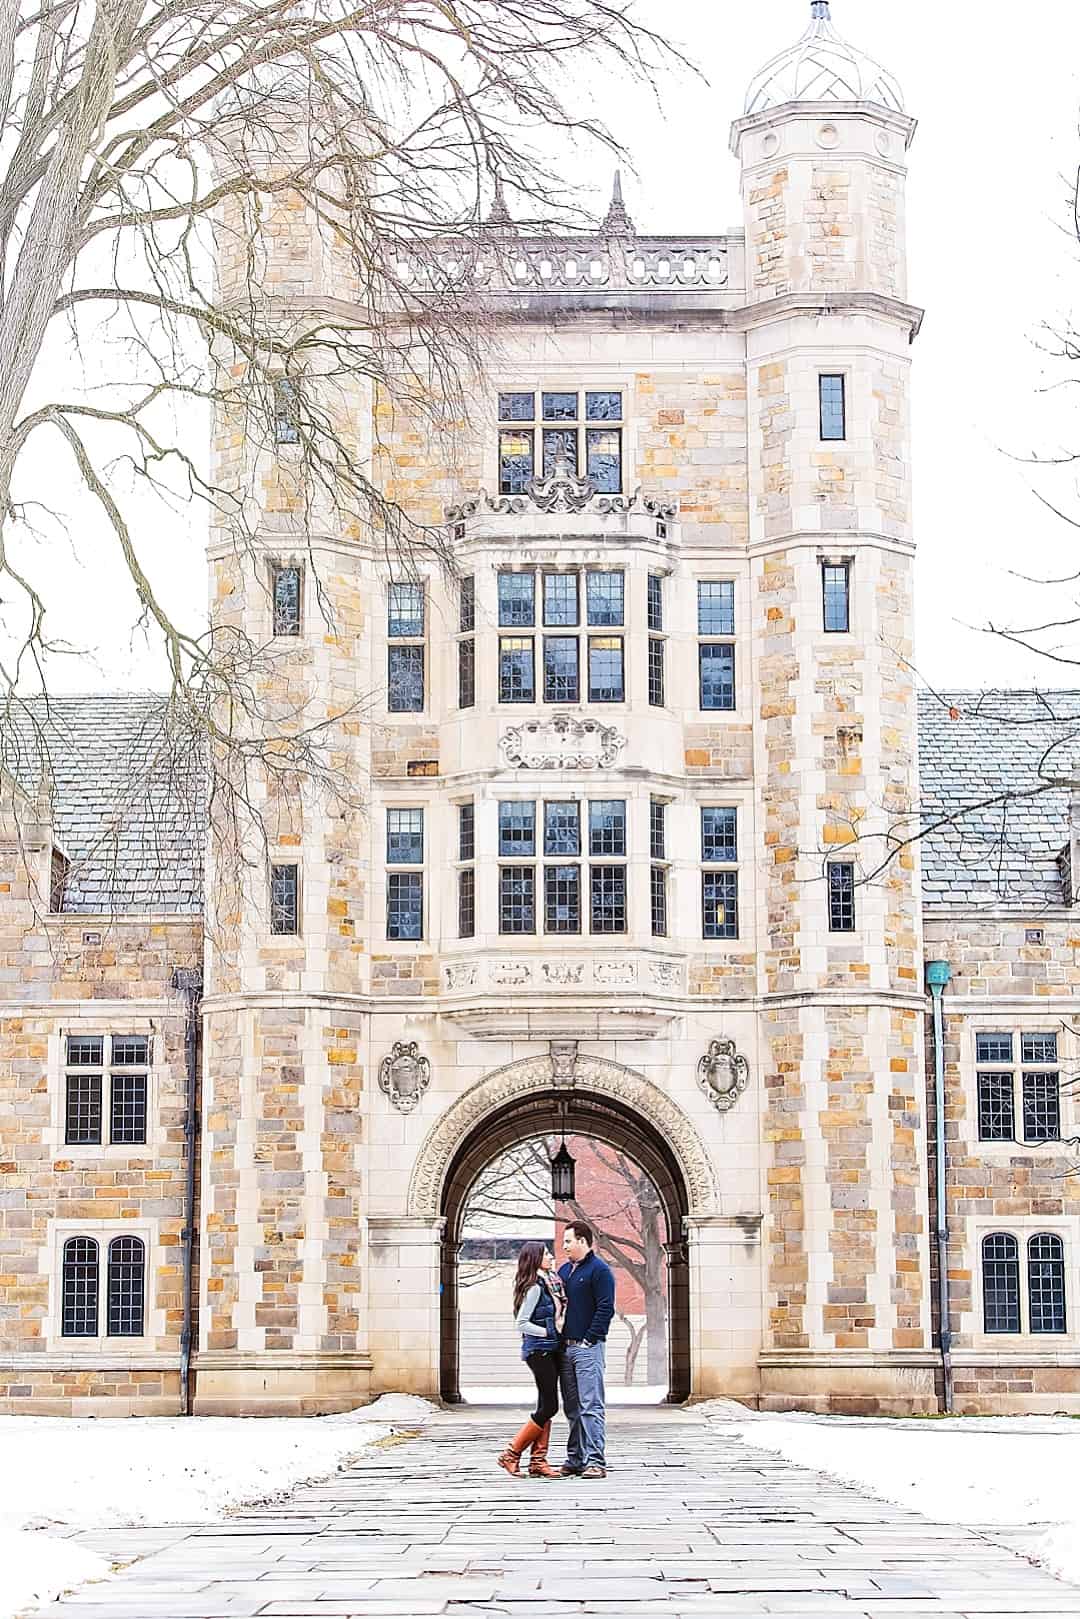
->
[500,716,626,772]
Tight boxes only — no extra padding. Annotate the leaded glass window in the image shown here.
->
[498,574,535,626]
[499,429,534,493]
[647,573,664,632]
[458,868,475,940]
[543,391,577,421]
[458,637,475,709]
[499,391,534,421]
[499,866,535,933]
[459,575,475,633]
[650,800,666,862]
[586,429,621,493]
[273,377,300,445]
[388,645,424,712]
[702,807,737,864]
[1022,1033,1058,1065]
[272,566,301,636]
[543,574,579,627]
[703,870,738,940]
[387,582,424,638]
[982,1233,1020,1333]
[107,1236,145,1337]
[976,1033,1013,1064]
[586,572,624,626]
[65,1071,102,1146]
[387,809,423,865]
[827,863,856,933]
[499,801,536,857]
[819,373,846,441]
[270,863,299,935]
[651,865,668,939]
[543,426,577,477]
[586,391,622,420]
[1028,1233,1066,1334]
[499,637,535,702]
[590,865,627,934]
[587,637,624,701]
[978,1072,1015,1142]
[589,801,626,858]
[545,864,581,934]
[1023,1072,1061,1144]
[545,802,580,857]
[61,1236,99,1337]
[699,643,735,711]
[822,563,850,633]
[543,636,580,703]
[648,637,665,707]
[459,803,475,863]
[387,871,423,940]
[110,1071,147,1146]
[698,580,735,636]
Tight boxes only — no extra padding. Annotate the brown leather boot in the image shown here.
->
[497,1419,542,1476]
[528,1420,559,1479]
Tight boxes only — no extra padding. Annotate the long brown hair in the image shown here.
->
[512,1240,548,1314]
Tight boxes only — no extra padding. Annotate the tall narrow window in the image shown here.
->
[273,377,300,445]
[822,562,850,633]
[1028,1233,1066,1335]
[499,391,536,493]
[699,643,735,711]
[458,637,475,709]
[110,1036,149,1147]
[272,565,302,636]
[590,865,627,934]
[976,1032,1016,1143]
[107,1236,145,1337]
[702,871,738,940]
[827,862,856,933]
[65,1035,104,1146]
[648,636,665,708]
[647,574,664,633]
[651,865,668,939]
[650,800,666,862]
[459,576,475,634]
[61,1236,99,1337]
[387,809,424,865]
[270,863,300,935]
[50,846,70,912]
[545,865,581,934]
[388,645,424,712]
[982,1233,1020,1333]
[387,872,423,940]
[819,373,846,441]
[1022,1032,1060,1144]
[459,803,475,863]
[458,868,475,940]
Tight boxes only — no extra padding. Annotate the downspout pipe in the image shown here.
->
[926,960,953,1415]
[173,968,203,1416]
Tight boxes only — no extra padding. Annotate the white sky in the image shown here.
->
[21,0,1080,694]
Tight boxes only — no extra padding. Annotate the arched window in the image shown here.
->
[107,1236,145,1337]
[982,1233,1020,1333]
[1028,1233,1066,1335]
[61,1236,99,1337]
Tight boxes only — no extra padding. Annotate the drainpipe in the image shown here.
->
[173,968,203,1416]
[926,960,953,1415]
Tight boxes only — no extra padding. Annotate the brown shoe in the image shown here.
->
[528,1421,559,1479]
[581,1465,607,1479]
[497,1419,542,1476]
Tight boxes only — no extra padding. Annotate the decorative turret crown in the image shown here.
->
[743,0,904,117]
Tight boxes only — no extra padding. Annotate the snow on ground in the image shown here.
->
[723,1413,1080,1586]
[0,1393,438,1619]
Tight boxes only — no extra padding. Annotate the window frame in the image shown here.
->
[495,567,627,707]
[818,372,847,442]
[974,1028,1063,1148]
[271,563,303,637]
[269,861,301,936]
[821,560,851,634]
[827,861,856,934]
[50,1219,156,1349]
[977,1225,1073,1340]
[497,388,625,495]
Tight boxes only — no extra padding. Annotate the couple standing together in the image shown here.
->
[498,1220,615,1480]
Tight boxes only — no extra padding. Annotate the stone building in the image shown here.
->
[2,2,1079,1418]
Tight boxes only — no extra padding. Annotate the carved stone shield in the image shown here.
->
[697,1038,750,1113]
[378,1041,431,1113]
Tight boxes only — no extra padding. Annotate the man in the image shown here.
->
[558,1220,615,1479]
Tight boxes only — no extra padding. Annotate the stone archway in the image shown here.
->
[408,1053,717,1404]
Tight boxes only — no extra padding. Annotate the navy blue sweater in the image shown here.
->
[559,1250,616,1343]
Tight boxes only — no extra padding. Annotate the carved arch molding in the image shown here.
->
[406,1055,719,1219]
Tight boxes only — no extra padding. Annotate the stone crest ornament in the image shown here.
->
[500,715,625,772]
[378,1041,432,1113]
[697,1039,750,1114]
[550,1041,579,1085]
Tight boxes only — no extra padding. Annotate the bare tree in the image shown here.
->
[0,0,680,895]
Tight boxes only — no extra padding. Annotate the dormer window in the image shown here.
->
[497,390,623,494]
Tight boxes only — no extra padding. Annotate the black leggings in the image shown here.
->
[526,1349,560,1425]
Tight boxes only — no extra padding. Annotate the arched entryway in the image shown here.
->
[437,1086,693,1404]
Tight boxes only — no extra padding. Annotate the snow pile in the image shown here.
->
[0,1393,437,1619]
[728,1416,1080,1586]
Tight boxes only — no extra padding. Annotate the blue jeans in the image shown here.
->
[559,1341,606,1470]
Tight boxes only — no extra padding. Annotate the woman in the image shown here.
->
[497,1240,567,1478]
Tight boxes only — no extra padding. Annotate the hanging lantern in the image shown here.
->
[551,1139,576,1201]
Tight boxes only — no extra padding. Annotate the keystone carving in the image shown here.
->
[696,1038,750,1114]
[500,715,626,772]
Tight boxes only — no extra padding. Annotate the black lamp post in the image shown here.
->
[551,1139,576,1202]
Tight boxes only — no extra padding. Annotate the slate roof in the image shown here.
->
[3,694,204,914]
[918,689,1080,909]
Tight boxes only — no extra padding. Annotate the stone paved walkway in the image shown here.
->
[30,1406,1080,1619]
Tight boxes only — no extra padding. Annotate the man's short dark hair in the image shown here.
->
[567,1220,594,1247]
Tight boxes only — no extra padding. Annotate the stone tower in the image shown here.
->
[733,2,932,1406]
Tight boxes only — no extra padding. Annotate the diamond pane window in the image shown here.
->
[698,581,735,636]
[586,391,622,421]
[387,872,423,940]
[110,1071,147,1146]
[270,863,300,935]
[545,802,580,857]
[587,637,624,702]
[1028,1233,1066,1334]
[61,1236,99,1337]
[1022,1033,1058,1065]
[67,1036,104,1067]
[647,573,664,632]
[499,392,535,421]
[544,636,580,703]
[499,430,534,493]
[498,573,535,627]
[387,582,424,638]
[651,865,668,938]
[650,800,666,862]
[458,868,475,940]
[827,863,856,933]
[459,803,475,863]
[586,428,621,493]
[590,865,627,934]
[978,1073,1015,1142]
[819,373,846,441]
[388,645,424,712]
[65,1072,102,1146]
[543,574,579,627]
[703,870,738,940]
[976,1033,1013,1064]
[543,427,578,475]
[589,801,626,858]
[499,801,536,857]
[499,637,535,703]
[1023,1072,1061,1143]
[702,807,737,864]
[107,1236,145,1337]
[699,643,735,710]
[458,637,475,709]
[648,638,665,707]
[545,864,581,934]
[459,576,475,634]
[387,809,423,865]
[982,1233,1021,1333]
[822,563,850,633]
[499,866,535,933]
[543,392,578,421]
[586,572,624,626]
[272,566,301,636]
[112,1037,149,1066]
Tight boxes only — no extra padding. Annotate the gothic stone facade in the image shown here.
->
[2,13,1079,1417]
